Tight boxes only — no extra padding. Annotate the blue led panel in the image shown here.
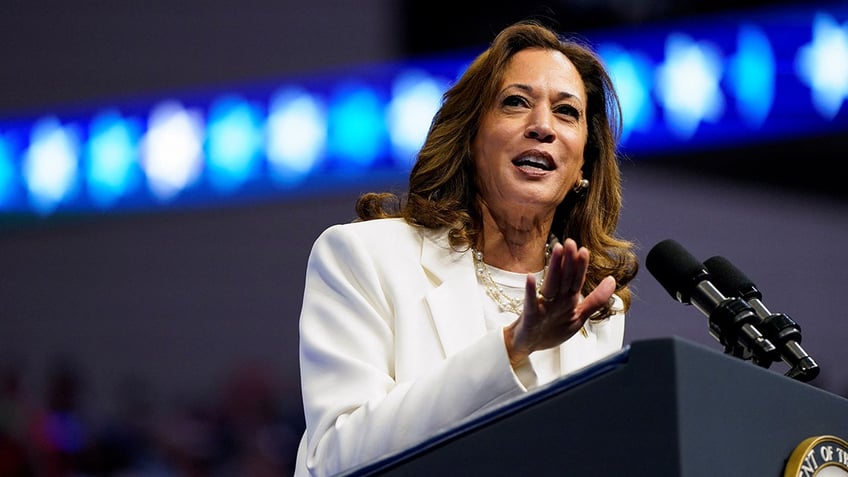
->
[0,3,845,216]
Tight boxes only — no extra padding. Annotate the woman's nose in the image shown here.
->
[524,112,555,142]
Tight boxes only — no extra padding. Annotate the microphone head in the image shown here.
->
[646,239,710,304]
[703,256,762,301]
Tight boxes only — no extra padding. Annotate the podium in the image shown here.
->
[342,336,848,477]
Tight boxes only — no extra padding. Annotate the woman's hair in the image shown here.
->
[355,19,638,310]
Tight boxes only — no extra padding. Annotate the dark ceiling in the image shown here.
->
[398,0,806,55]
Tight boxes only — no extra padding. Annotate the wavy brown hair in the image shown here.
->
[355,20,638,311]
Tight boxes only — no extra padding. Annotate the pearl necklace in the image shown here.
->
[472,242,552,315]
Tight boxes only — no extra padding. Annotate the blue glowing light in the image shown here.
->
[206,95,264,193]
[21,117,80,214]
[0,134,15,206]
[655,33,726,139]
[140,100,205,201]
[326,83,386,169]
[386,70,447,167]
[796,13,848,119]
[729,25,775,127]
[599,44,656,141]
[266,87,327,185]
[0,4,844,216]
[86,110,142,207]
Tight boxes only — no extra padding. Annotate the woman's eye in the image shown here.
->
[502,95,528,108]
[556,104,581,119]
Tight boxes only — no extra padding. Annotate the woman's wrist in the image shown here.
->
[503,323,530,368]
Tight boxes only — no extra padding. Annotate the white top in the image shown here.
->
[294,218,625,477]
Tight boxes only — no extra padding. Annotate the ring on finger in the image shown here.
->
[537,291,556,304]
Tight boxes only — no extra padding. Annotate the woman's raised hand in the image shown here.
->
[503,238,616,367]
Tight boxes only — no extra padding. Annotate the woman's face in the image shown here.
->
[472,47,588,220]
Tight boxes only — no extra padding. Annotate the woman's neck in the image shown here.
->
[477,208,553,273]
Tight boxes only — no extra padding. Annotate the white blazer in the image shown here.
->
[294,218,625,477]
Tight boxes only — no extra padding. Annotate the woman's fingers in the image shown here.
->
[516,239,616,352]
[537,242,562,304]
[543,239,588,299]
[579,275,616,319]
[526,272,542,309]
[565,244,589,295]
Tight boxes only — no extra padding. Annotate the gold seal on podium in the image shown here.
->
[784,435,848,477]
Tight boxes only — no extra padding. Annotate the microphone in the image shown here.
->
[703,256,820,382]
[646,239,778,366]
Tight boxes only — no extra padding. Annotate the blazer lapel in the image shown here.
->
[419,230,487,357]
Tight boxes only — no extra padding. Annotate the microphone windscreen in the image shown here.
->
[703,256,761,300]
[646,239,708,304]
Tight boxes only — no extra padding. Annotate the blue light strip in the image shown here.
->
[598,5,848,153]
[0,4,845,216]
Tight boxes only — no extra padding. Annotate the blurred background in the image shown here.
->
[1,0,847,475]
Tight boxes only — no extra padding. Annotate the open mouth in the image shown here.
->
[512,153,554,171]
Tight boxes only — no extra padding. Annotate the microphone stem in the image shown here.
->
[746,299,820,381]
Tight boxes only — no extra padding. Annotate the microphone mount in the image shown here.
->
[690,280,777,367]
[703,255,820,382]
[646,239,779,367]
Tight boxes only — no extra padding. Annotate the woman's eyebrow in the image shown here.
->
[502,83,584,104]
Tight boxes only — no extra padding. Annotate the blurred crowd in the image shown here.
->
[0,358,304,477]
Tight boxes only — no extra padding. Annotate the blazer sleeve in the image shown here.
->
[298,224,527,476]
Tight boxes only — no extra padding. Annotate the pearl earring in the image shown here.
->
[573,178,589,194]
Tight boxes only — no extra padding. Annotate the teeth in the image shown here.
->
[514,155,551,170]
